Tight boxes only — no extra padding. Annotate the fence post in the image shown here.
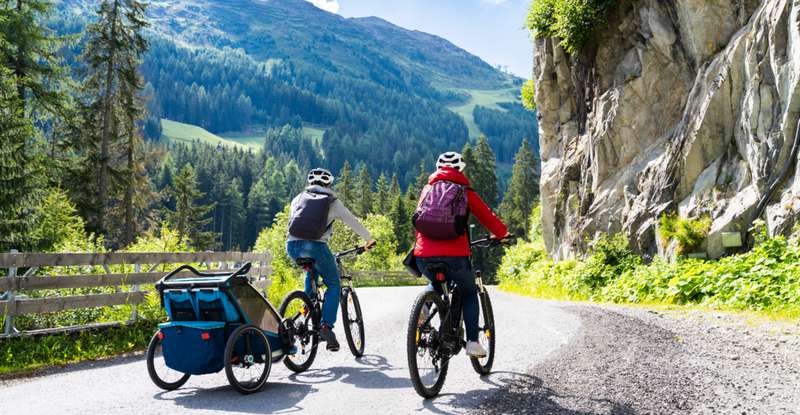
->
[4,249,18,335]
[130,263,140,322]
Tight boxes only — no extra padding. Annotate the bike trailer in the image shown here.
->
[156,274,284,375]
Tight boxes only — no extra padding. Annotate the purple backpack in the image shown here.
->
[413,181,469,240]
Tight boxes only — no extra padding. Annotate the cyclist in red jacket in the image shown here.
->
[413,152,509,357]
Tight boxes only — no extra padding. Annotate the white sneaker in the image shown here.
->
[466,341,487,358]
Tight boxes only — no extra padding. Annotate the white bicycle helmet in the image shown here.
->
[307,168,334,186]
[436,152,466,172]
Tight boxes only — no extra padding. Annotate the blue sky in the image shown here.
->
[307,0,533,79]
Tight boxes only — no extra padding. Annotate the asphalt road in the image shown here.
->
[0,286,581,415]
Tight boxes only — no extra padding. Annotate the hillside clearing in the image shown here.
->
[447,87,519,138]
[160,119,257,150]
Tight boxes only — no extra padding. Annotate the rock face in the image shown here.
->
[535,0,800,259]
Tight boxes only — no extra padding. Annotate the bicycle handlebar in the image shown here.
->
[335,245,368,259]
[470,234,517,248]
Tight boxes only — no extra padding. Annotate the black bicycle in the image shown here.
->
[406,235,513,398]
[279,245,367,372]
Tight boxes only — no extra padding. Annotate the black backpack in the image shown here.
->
[288,190,335,240]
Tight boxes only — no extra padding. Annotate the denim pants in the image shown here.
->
[286,240,340,328]
[415,256,479,341]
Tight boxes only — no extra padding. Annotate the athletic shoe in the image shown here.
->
[466,341,487,358]
[320,325,340,351]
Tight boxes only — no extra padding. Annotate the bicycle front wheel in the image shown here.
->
[407,290,449,399]
[470,289,495,375]
[340,287,365,357]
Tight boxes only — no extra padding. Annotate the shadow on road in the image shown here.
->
[422,371,635,415]
[287,354,410,389]
[154,381,316,414]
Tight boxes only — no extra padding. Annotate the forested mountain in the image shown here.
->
[0,0,539,253]
[56,0,535,185]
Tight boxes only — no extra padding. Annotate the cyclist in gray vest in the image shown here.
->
[286,168,376,351]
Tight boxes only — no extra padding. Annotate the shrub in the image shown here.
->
[521,79,537,111]
[658,214,712,255]
[572,234,641,295]
[527,0,616,54]
[502,226,800,316]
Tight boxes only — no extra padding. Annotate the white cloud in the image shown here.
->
[482,0,508,4]
[308,0,340,14]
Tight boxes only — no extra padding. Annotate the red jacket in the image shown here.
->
[413,168,509,257]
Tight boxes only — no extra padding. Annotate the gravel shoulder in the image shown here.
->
[476,303,800,415]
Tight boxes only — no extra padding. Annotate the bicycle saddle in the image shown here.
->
[295,258,315,267]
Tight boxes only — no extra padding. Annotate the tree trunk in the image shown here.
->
[13,0,25,107]
[124,119,134,246]
[97,0,120,233]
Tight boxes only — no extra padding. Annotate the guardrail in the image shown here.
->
[0,250,272,337]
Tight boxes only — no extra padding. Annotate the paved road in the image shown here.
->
[0,287,581,414]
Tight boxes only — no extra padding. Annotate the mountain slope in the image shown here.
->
[57,0,532,184]
[141,0,508,90]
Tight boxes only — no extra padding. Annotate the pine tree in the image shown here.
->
[335,160,354,205]
[0,66,36,251]
[412,159,428,196]
[389,174,401,200]
[389,193,412,253]
[469,136,499,209]
[80,0,150,236]
[500,139,540,238]
[463,137,500,277]
[373,173,389,214]
[355,164,373,217]
[0,1,70,250]
[0,0,70,115]
[118,41,153,246]
[167,164,217,250]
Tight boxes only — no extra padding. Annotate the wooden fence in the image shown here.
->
[0,251,272,337]
[0,251,421,338]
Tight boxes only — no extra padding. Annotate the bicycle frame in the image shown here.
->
[301,250,358,307]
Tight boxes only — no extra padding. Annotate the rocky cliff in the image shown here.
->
[534,0,800,259]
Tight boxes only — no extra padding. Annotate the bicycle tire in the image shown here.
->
[279,290,319,373]
[340,287,365,357]
[407,290,449,399]
[470,289,496,375]
[224,324,271,394]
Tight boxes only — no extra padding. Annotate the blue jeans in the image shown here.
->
[415,256,479,341]
[286,240,340,328]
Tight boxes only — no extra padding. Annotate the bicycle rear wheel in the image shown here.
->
[470,289,495,375]
[340,287,365,357]
[279,290,319,373]
[407,290,449,399]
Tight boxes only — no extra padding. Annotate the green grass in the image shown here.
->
[447,87,519,138]
[161,119,258,150]
[219,130,265,148]
[302,125,326,144]
[165,121,327,151]
[0,320,158,376]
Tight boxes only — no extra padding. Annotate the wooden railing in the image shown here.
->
[0,250,272,337]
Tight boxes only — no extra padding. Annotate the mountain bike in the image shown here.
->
[406,235,514,398]
[279,245,368,372]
